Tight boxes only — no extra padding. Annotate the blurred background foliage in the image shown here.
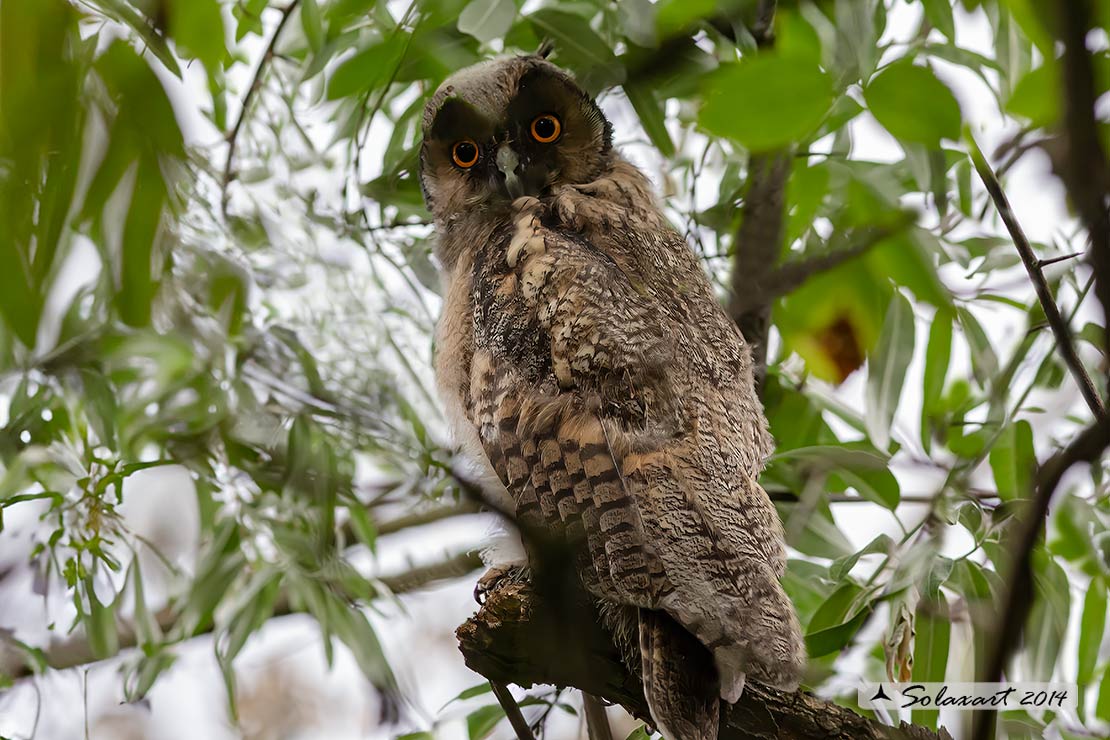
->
[0,0,1109,738]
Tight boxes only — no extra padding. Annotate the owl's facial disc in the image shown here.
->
[420,57,613,216]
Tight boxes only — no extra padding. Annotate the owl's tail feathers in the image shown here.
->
[639,608,720,740]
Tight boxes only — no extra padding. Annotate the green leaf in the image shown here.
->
[805,582,876,657]
[1098,665,1110,722]
[866,291,915,451]
[912,596,951,729]
[302,0,324,52]
[776,500,855,559]
[1024,551,1071,682]
[467,703,506,739]
[458,0,515,44]
[920,310,953,451]
[528,9,623,91]
[829,534,893,581]
[84,575,119,660]
[168,0,226,68]
[625,83,675,158]
[989,419,1035,500]
[699,55,833,152]
[958,307,999,386]
[347,504,378,552]
[1007,62,1058,127]
[865,62,962,146]
[443,681,494,709]
[654,0,715,38]
[328,598,395,690]
[921,0,956,40]
[131,559,161,649]
[96,0,183,76]
[117,156,167,327]
[327,32,409,100]
[1078,579,1107,698]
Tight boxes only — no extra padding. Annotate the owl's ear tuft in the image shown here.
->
[536,39,554,59]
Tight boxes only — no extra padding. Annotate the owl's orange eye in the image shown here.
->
[530,114,561,143]
[452,139,480,168]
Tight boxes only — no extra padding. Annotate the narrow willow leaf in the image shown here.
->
[806,582,877,657]
[958,307,999,385]
[302,0,324,51]
[921,0,955,39]
[1078,579,1107,697]
[912,596,951,729]
[920,310,953,452]
[625,83,675,158]
[866,292,915,451]
[1024,552,1071,682]
[776,501,854,559]
[1098,665,1110,722]
[829,534,893,581]
[467,703,506,739]
[327,33,408,100]
[989,420,1035,500]
[84,575,120,660]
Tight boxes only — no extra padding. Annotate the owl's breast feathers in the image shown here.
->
[439,164,805,736]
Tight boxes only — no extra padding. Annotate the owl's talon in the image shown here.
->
[474,564,530,604]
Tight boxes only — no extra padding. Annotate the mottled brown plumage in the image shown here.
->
[420,55,805,739]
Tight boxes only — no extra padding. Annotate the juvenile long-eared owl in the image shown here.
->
[419,54,805,739]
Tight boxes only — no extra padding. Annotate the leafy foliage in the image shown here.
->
[1,0,1109,738]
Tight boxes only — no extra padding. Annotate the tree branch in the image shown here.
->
[491,681,538,740]
[221,1,301,217]
[458,579,953,740]
[723,0,791,387]
[755,214,916,306]
[1054,0,1110,366]
[972,416,1110,740]
[2,551,483,680]
[729,152,791,383]
[969,135,1105,419]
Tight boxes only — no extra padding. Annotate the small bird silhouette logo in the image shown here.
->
[871,685,892,701]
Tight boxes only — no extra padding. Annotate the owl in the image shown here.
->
[419,54,805,739]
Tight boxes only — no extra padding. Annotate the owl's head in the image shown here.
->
[419,55,613,222]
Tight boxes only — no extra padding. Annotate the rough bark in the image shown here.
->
[457,579,953,740]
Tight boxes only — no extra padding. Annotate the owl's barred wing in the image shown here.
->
[470,349,670,607]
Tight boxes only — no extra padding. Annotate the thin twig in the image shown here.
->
[1037,251,1084,269]
[583,693,614,740]
[490,682,537,740]
[972,416,1110,740]
[221,1,301,216]
[761,213,916,302]
[969,134,1105,419]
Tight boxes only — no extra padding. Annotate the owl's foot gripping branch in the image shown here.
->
[456,578,954,740]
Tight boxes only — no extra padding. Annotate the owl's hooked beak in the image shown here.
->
[495,143,526,199]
